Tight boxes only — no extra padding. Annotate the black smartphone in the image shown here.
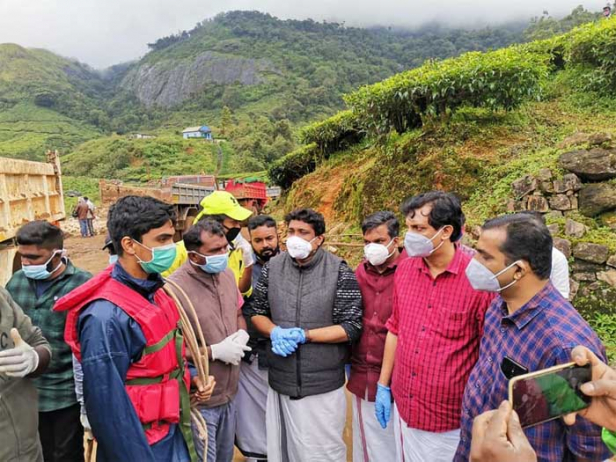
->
[508,362,592,428]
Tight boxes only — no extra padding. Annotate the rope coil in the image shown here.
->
[163,279,212,462]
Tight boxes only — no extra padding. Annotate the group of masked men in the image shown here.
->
[1,189,616,462]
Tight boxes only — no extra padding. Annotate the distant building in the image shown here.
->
[182,126,213,140]
[128,133,156,139]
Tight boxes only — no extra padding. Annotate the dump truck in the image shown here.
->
[100,176,281,235]
[99,179,216,238]
[0,151,65,285]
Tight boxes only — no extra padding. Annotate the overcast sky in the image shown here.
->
[0,0,608,68]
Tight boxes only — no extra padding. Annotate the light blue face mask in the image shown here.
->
[133,241,177,274]
[189,251,229,274]
[22,250,64,280]
[108,254,119,265]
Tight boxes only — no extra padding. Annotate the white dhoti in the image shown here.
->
[235,359,269,460]
[352,395,396,462]
[393,403,460,462]
[266,386,347,462]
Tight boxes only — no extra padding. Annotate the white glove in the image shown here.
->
[235,234,255,268]
[0,328,39,378]
[232,329,250,347]
[211,333,252,365]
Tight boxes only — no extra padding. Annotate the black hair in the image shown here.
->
[16,221,64,250]
[83,196,89,201]
[362,211,400,239]
[248,215,277,232]
[400,191,465,242]
[201,214,228,224]
[284,208,326,236]
[518,210,546,225]
[183,219,226,252]
[108,195,176,256]
[482,213,553,280]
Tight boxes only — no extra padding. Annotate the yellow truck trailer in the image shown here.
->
[0,151,65,285]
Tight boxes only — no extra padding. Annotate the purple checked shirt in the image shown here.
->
[454,282,611,462]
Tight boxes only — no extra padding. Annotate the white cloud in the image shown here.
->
[0,0,608,68]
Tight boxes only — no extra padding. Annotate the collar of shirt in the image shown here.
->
[498,281,554,331]
[113,262,163,301]
[409,243,466,278]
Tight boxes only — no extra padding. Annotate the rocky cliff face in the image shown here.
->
[120,51,279,108]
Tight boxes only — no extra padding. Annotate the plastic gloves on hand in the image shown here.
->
[211,332,252,365]
[0,328,39,378]
[270,326,306,357]
[375,383,392,429]
[235,234,255,268]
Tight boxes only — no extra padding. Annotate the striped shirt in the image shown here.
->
[454,282,611,462]
[385,246,494,432]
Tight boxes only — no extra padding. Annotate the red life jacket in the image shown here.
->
[54,266,191,446]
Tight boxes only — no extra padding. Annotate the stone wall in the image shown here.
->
[506,133,616,302]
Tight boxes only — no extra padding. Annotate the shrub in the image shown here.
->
[344,47,550,135]
[299,110,364,154]
[268,143,318,189]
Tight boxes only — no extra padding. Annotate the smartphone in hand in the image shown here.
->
[508,362,591,428]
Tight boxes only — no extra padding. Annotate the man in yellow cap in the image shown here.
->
[163,191,254,294]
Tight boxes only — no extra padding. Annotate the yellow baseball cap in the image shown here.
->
[195,191,253,222]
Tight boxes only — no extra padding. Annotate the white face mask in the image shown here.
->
[286,236,317,260]
[404,228,444,258]
[465,258,522,293]
[364,239,395,266]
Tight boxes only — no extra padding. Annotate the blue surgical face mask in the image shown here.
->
[22,250,64,280]
[189,251,229,274]
[133,241,177,274]
[108,254,119,265]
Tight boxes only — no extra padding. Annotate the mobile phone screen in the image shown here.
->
[511,364,592,428]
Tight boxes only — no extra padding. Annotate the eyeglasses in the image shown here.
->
[500,356,529,380]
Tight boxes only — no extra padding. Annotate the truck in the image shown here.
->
[0,151,65,285]
[100,176,280,236]
[99,180,216,238]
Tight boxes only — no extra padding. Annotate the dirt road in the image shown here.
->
[65,234,110,275]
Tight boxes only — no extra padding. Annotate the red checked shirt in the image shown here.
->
[347,250,408,402]
[386,246,495,432]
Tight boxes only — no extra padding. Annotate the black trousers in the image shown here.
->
[39,403,84,462]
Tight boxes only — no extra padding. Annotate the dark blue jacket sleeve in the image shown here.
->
[78,300,153,461]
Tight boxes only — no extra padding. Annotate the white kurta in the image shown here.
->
[551,246,570,299]
[352,395,396,462]
[235,360,269,459]
[266,386,347,462]
[393,403,460,462]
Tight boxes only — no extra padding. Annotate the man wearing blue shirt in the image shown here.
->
[455,213,609,462]
[55,195,209,462]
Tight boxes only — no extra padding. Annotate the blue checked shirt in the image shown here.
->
[454,282,611,462]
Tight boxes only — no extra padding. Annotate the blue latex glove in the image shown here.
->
[375,383,392,429]
[270,327,305,357]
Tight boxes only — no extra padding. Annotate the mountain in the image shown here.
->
[0,44,104,159]
[0,11,526,170]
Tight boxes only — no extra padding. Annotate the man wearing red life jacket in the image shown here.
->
[55,195,209,462]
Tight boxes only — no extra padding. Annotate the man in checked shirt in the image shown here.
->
[375,191,495,461]
[454,213,610,462]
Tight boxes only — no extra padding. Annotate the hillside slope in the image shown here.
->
[274,17,616,340]
[0,44,104,159]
